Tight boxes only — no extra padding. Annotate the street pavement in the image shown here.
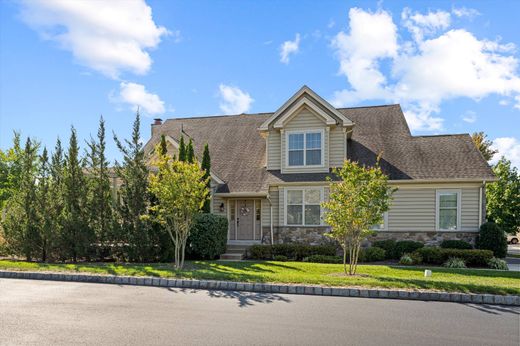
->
[0,279,519,346]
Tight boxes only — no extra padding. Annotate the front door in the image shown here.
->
[228,199,261,241]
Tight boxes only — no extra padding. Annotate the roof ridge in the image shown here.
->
[337,104,401,110]
[415,133,470,138]
[164,112,273,122]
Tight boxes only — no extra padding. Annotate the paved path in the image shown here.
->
[0,279,518,346]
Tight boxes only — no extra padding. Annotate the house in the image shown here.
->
[143,86,495,250]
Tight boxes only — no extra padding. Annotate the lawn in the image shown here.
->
[1,259,519,295]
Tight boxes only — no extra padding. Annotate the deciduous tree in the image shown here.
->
[471,132,498,161]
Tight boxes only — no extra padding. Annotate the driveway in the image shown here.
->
[0,279,518,346]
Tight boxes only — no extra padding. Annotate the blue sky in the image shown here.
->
[1,0,519,166]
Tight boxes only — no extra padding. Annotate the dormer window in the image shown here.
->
[287,130,323,167]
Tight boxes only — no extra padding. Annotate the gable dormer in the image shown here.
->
[258,86,354,174]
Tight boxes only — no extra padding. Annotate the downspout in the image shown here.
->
[479,180,486,225]
[267,193,274,245]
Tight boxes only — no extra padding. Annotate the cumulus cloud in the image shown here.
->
[491,137,520,168]
[19,0,169,78]
[218,84,254,114]
[111,82,165,116]
[331,7,520,132]
[280,33,301,64]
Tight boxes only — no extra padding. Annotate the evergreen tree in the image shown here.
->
[159,134,168,156]
[471,132,498,162]
[0,132,23,209]
[186,139,195,163]
[62,127,92,262]
[114,111,151,261]
[37,147,54,261]
[86,117,114,256]
[178,136,186,161]
[201,143,211,213]
[49,137,66,259]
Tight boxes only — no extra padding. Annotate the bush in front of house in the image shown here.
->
[414,247,493,267]
[444,257,467,269]
[249,245,273,260]
[187,214,228,260]
[273,255,288,262]
[248,244,337,260]
[360,247,386,262]
[304,255,343,264]
[393,241,424,259]
[372,240,396,259]
[399,254,414,265]
[440,240,473,250]
[477,222,508,258]
[488,257,509,270]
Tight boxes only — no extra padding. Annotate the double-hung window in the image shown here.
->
[287,131,323,166]
[436,190,461,231]
[286,189,322,226]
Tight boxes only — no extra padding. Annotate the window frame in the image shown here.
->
[284,187,324,226]
[436,189,462,231]
[285,129,325,168]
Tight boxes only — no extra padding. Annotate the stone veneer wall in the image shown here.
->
[261,226,478,246]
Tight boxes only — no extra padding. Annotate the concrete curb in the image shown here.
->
[1,270,519,306]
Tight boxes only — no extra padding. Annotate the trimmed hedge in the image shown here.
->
[440,240,473,249]
[477,222,507,258]
[414,247,493,267]
[249,244,337,261]
[304,255,342,264]
[372,240,423,259]
[360,247,386,262]
[187,214,228,260]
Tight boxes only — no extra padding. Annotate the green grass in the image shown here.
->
[1,259,519,295]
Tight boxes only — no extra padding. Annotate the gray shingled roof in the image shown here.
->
[144,104,495,193]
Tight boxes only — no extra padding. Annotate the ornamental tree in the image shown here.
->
[148,146,209,269]
[322,160,395,275]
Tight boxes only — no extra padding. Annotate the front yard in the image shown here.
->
[1,259,519,295]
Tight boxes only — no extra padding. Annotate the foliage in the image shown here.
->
[273,255,288,262]
[0,132,24,209]
[360,247,386,262]
[444,257,467,269]
[471,132,498,161]
[187,213,228,260]
[393,241,424,259]
[186,138,195,163]
[200,143,211,213]
[248,244,337,260]
[409,251,423,265]
[414,247,493,266]
[148,146,209,269]
[399,254,414,265]
[178,136,186,162]
[304,255,342,263]
[477,222,508,258]
[440,240,473,249]
[372,240,396,259]
[486,158,520,235]
[159,134,168,156]
[36,148,55,261]
[322,160,395,275]
[488,257,509,271]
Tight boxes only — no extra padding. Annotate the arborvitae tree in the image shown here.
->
[0,132,23,209]
[201,143,211,213]
[37,147,54,261]
[186,139,195,163]
[471,132,498,162]
[86,117,114,256]
[62,127,92,262]
[159,134,168,156]
[49,137,65,259]
[178,136,186,162]
[114,111,151,261]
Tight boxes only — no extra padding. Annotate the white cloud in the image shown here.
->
[218,84,254,114]
[19,0,169,78]
[491,137,520,168]
[280,33,301,64]
[111,82,165,116]
[462,111,477,123]
[331,8,520,132]
[452,7,481,19]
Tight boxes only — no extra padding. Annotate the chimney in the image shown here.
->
[151,118,162,136]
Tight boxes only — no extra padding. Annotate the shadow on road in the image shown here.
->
[461,303,520,315]
[165,287,291,308]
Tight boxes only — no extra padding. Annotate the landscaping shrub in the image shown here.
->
[372,240,396,259]
[414,247,493,267]
[440,240,473,250]
[477,222,507,258]
[248,244,337,260]
[187,214,228,260]
[393,241,424,259]
[399,254,413,265]
[444,257,466,269]
[360,247,386,262]
[409,252,423,265]
[488,257,509,270]
[304,255,342,264]
[273,255,288,262]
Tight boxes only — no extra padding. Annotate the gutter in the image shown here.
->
[214,192,268,198]
[388,178,498,184]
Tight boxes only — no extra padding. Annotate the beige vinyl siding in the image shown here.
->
[329,127,345,167]
[386,184,482,232]
[266,132,281,170]
[212,195,226,217]
[284,107,326,129]
[261,188,279,226]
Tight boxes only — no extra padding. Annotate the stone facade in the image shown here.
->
[262,226,478,247]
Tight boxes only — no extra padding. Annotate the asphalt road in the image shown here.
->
[0,279,518,346]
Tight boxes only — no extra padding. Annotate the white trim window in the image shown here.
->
[287,130,324,167]
[370,212,388,231]
[436,190,461,231]
[286,188,322,226]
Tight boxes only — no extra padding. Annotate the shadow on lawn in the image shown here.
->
[389,265,520,279]
[166,287,291,308]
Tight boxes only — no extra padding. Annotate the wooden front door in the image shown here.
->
[228,199,261,241]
